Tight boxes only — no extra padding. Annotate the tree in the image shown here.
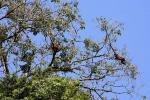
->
[0,0,138,99]
[0,72,90,100]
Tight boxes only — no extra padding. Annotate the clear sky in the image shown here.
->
[78,0,150,99]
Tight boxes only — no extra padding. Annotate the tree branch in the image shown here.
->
[0,3,24,20]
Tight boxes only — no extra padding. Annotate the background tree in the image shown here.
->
[0,0,138,99]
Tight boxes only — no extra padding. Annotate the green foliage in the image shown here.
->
[84,38,99,52]
[0,73,89,100]
[0,25,8,41]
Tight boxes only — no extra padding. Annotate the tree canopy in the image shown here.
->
[0,0,138,99]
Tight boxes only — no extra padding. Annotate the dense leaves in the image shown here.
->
[0,73,89,100]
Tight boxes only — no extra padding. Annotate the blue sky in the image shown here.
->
[79,0,150,99]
